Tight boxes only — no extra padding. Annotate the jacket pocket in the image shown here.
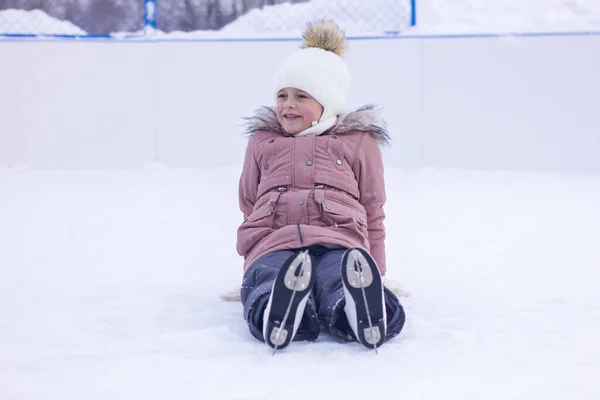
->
[237,192,281,256]
[246,199,276,225]
[321,198,369,245]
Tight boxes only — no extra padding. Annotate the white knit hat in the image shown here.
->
[273,21,351,122]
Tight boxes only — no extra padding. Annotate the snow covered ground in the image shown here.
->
[153,0,600,37]
[192,0,412,37]
[413,0,600,34]
[0,9,85,35]
[216,0,600,36]
[1,166,599,399]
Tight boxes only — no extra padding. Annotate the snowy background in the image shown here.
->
[0,9,86,35]
[1,0,600,36]
[1,0,600,399]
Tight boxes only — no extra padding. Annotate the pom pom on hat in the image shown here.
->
[301,20,347,56]
[273,20,351,122]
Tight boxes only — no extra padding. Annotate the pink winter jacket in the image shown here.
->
[237,105,391,275]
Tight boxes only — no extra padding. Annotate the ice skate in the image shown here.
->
[341,248,387,352]
[262,250,315,351]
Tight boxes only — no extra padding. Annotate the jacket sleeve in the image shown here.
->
[239,136,261,220]
[352,134,387,275]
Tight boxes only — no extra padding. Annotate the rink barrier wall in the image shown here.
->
[0,32,599,173]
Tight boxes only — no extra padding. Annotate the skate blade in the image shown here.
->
[283,250,312,291]
[345,249,374,288]
[363,326,382,345]
[270,326,289,347]
[269,251,313,353]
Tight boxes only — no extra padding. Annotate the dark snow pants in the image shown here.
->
[240,245,406,343]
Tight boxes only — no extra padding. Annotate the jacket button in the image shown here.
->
[359,217,365,223]
[268,139,274,143]
[336,159,342,165]
[265,206,271,214]
[325,204,332,210]
[264,163,269,170]
[327,148,332,153]
[298,200,305,206]
[306,160,313,166]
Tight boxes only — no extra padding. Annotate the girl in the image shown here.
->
[237,20,405,351]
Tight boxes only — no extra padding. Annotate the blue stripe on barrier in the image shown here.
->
[0,33,115,39]
[0,33,145,41]
[397,30,600,39]
[2,30,600,43]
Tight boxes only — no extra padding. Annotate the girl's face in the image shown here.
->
[276,88,324,135]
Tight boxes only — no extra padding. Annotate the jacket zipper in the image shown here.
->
[291,138,296,188]
[292,140,305,246]
[296,224,305,247]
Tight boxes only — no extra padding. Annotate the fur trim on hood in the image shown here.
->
[243,105,391,147]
